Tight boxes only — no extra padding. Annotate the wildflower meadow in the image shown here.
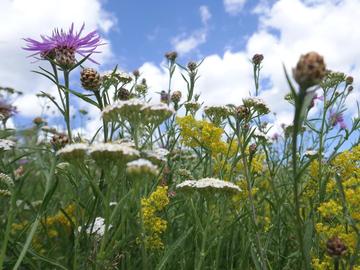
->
[0,23,360,270]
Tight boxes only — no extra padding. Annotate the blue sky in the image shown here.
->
[103,0,259,70]
[0,0,359,140]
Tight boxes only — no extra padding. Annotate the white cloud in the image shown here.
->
[0,0,115,121]
[141,0,360,137]
[200,5,212,25]
[224,0,247,15]
[171,6,211,55]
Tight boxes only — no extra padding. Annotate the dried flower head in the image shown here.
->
[293,51,326,89]
[23,23,103,67]
[132,69,140,79]
[117,87,131,101]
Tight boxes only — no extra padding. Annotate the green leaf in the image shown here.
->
[61,87,100,108]
[155,227,193,270]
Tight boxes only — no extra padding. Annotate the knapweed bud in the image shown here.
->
[235,105,250,120]
[165,51,178,62]
[81,68,101,91]
[293,52,326,89]
[33,117,46,126]
[346,76,353,86]
[348,85,354,93]
[132,69,140,79]
[50,133,69,151]
[252,54,264,65]
[187,61,197,71]
[326,236,347,257]
[171,91,182,104]
[160,90,170,103]
[249,143,257,155]
[118,88,130,100]
[55,47,75,68]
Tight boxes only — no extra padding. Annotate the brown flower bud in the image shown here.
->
[326,236,347,257]
[252,54,264,65]
[132,69,140,79]
[160,90,170,103]
[50,133,69,151]
[187,61,197,71]
[165,51,178,62]
[346,76,353,85]
[118,87,130,100]
[33,117,46,126]
[171,91,182,104]
[80,68,102,91]
[293,52,326,89]
[235,105,250,119]
[348,85,354,93]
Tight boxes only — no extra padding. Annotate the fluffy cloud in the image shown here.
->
[224,0,247,15]
[0,0,115,121]
[171,6,211,55]
[142,0,360,135]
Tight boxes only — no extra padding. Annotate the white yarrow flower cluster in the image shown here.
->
[176,178,241,193]
[144,148,169,164]
[89,142,139,162]
[78,217,112,237]
[56,143,88,159]
[102,99,145,122]
[0,139,15,151]
[126,158,158,176]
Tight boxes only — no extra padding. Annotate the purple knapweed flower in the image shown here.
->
[329,110,346,129]
[23,23,103,67]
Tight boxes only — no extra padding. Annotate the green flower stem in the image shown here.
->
[239,133,268,270]
[0,189,16,269]
[291,87,310,269]
[63,71,72,141]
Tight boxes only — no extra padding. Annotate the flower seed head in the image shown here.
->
[293,51,326,89]
[165,51,178,62]
[187,61,197,71]
[252,54,264,65]
[171,91,182,104]
[80,68,102,91]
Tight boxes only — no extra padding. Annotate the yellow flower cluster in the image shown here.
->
[177,115,227,155]
[44,203,77,228]
[317,199,342,218]
[140,186,169,250]
[312,145,360,267]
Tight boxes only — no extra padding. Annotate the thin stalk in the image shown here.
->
[63,71,72,140]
